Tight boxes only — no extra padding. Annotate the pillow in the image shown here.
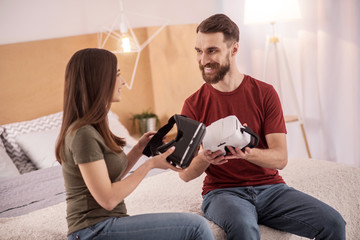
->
[10,111,137,169]
[108,112,138,151]
[0,136,20,180]
[0,112,63,174]
[15,128,60,169]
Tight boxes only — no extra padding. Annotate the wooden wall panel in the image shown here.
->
[0,24,201,134]
[0,28,154,133]
[147,24,203,124]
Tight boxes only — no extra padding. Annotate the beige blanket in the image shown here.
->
[1,157,359,240]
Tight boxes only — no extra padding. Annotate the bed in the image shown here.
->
[1,111,360,240]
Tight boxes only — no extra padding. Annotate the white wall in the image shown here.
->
[0,0,220,44]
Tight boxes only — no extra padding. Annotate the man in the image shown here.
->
[180,14,345,240]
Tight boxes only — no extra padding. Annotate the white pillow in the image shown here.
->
[15,129,60,169]
[0,112,62,173]
[0,147,21,181]
[108,114,138,149]
[14,113,138,169]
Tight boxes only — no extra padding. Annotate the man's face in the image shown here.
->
[195,32,232,84]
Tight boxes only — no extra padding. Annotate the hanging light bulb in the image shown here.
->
[97,0,167,89]
[116,0,138,53]
[121,35,131,52]
[116,31,138,53]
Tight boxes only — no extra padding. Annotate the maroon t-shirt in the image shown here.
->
[181,75,287,195]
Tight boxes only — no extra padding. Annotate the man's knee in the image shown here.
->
[318,208,346,240]
[223,216,260,240]
[328,214,346,239]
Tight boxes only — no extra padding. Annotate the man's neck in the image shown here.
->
[212,69,244,92]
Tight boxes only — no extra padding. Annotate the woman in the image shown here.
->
[55,48,214,240]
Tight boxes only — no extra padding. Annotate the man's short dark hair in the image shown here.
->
[196,14,240,43]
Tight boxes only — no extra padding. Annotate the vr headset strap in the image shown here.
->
[241,126,260,149]
[142,115,176,157]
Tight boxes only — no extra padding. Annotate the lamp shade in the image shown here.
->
[244,0,301,25]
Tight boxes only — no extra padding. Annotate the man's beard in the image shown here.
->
[199,60,230,84]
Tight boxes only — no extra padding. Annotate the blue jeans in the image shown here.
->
[68,212,214,240]
[202,184,346,240]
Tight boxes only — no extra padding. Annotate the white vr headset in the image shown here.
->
[202,115,259,155]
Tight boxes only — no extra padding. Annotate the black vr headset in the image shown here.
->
[143,114,206,169]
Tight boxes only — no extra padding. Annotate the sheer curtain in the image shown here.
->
[222,0,360,166]
[298,0,359,166]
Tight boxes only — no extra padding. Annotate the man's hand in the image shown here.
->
[223,132,288,170]
[224,146,252,160]
[223,122,252,160]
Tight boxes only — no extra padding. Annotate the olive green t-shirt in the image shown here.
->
[62,125,128,235]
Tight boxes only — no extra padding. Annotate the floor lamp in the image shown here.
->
[244,0,312,158]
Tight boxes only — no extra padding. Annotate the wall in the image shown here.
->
[0,24,202,135]
[0,0,220,45]
[147,24,203,124]
[0,27,154,133]
[2,0,358,164]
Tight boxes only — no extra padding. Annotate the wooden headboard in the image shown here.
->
[0,24,203,134]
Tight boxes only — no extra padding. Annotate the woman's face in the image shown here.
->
[112,68,125,102]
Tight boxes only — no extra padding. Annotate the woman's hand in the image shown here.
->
[200,149,228,165]
[125,131,157,175]
[178,148,226,182]
[136,131,157,151]
[147,146,183,172]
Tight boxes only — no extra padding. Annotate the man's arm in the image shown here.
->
[225,133,288,170]
[179,149,226,182]
[181,132,287,183]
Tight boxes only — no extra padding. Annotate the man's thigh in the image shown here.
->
[256,184,345,239]
[202,188,260,239]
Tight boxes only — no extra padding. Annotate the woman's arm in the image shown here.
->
[179,149,226,182]
[79,146,180,211]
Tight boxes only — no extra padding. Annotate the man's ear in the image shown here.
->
[231,42,239,56]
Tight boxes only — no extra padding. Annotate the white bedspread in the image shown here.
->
[1,157,359,240]
[0,166,65,217]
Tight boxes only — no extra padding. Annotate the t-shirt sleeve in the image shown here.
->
[70,127,105,164]
[263,86,287,135]
[181,99,196,120]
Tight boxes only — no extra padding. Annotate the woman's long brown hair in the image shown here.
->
[55,48,126,164]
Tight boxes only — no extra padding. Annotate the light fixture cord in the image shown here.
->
[119,0,127,34]
[270,22,279,43]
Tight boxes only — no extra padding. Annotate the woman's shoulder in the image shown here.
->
[65,124,107,155]
[66,124,102,144]
[76,124,96,133]
[76,125,103,140]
